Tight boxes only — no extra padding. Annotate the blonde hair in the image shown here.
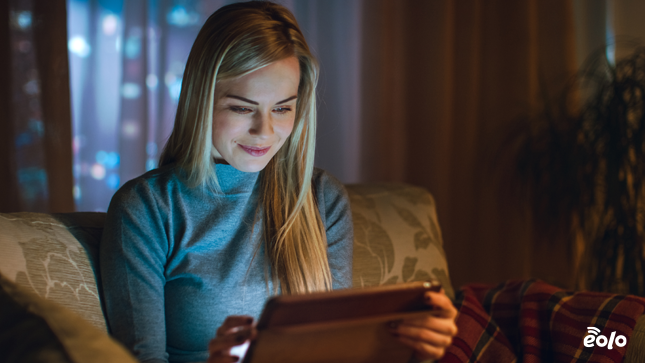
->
[159,1,332,294]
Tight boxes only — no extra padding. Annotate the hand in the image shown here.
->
[388,289,458,360]
[208,315,257,363]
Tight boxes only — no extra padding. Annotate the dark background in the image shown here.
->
[2,0,644,290]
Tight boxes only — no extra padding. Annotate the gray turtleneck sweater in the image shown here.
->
[99,163,353,363]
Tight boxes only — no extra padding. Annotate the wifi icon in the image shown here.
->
[584,327,627,349]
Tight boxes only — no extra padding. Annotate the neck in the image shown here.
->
[214,157,229,165]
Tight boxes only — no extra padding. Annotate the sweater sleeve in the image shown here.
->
[314,169,354,290]
[100,179,169,363]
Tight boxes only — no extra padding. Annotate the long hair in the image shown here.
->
[159,1,332,294]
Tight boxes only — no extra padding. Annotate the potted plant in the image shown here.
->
[508,46,645,295]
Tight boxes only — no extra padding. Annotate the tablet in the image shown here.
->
[241,280,442,363]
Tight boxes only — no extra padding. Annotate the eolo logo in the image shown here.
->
[583,327,627,349]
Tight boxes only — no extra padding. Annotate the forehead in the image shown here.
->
[215,57,300,100]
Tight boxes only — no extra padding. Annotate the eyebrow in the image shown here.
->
[225,95,297,105]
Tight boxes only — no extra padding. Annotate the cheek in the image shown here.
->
[212,115,246,141]
[275,119,296,140]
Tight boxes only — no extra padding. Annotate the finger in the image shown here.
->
[216,315,254,337]
[398,315,458,337]
[424,291,458,319]
[391,322,453,348]
[209,327,254,355]
[396,334,446,360]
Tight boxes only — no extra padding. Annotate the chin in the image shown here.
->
[230,159,270,173]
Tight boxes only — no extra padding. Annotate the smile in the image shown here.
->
[238,144,271,157]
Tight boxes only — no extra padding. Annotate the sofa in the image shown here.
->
[0,183,453,362]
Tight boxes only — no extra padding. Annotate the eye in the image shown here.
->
[273,107,292,114]
[229,106,253,114]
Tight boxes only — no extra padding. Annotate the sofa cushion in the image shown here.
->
[0,213,106,331]
[346,183,454,300]
[0,274,74,363]
[0,183,455,337]
[0,272,137,363]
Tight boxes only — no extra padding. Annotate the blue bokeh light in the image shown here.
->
[17,167,48,202]
[15,132,33,147]
[106,173,120,190]
[96,151,120,169]
[28,119,44,137]
[17,11,32,29]
[169,80,182,101]
[122,83,141,99]
[106,152,120,168]
[96,150,108,165]
[125,35,141,58]
[146,158,157,171]
[167,6,199,27]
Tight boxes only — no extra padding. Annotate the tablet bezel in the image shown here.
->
[242,280,442,363]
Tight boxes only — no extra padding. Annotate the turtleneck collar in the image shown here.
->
[213,162,260,195]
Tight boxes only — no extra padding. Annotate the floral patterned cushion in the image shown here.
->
[346,183,454,300]
[0,182,454,334]
[0,212,107,331]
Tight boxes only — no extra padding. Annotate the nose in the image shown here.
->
[249,111,274,138]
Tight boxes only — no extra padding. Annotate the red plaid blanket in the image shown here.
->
[440,279,645,363]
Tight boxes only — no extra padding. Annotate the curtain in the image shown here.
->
[359,0,578,289]
[0,0,74,213]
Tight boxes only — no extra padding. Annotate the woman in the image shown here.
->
[100,2,457,363]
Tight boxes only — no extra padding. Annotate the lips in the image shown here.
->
[238,144,271,157]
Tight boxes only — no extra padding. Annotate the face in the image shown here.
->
[212,57,300,173]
